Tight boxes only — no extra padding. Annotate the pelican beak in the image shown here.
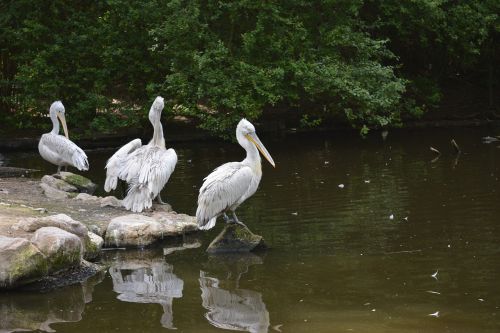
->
[57,113,69,139]
[246,133,275,168]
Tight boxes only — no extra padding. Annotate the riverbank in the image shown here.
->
[0,176,198,290]
[2,116,500,152]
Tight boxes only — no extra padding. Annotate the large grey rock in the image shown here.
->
[13,213,88,238]
[152,212,198,235]
[57,172,97,194]
[0,236,48,289]
[39,182,69,200]
[105,215,165,248]
[105,213,198,248]
[13,214,100,261]
[41,175,77,192]
[206,224,267,254]
[31,227,83,272]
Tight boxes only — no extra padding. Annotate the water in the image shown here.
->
[1,127,500,332]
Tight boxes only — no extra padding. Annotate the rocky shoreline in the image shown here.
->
[0,173,198,290]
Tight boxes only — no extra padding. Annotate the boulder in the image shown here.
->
[105,214,165,248]
[39,183,69,200]
[13,213,88,238]
[0,236,48,289]
[31,227,83,272]
[41,175,77,192]
[56,172,97,194]
[100,196,122,208]
[206,224,267,254]
[152,212,198,235]
[84,231,103,260]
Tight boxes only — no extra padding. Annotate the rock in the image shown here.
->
[84,232,103,260]
[41,175,77,192]
[153,202,173,212]
[39,182,69,200]
[13,213,88,238]
[0,236,48,289]
[152,212,198,235]
[57,172,97,194]
[74,192,100,202]
[31,227,83,272]
[105,214,165,248]
[206,224,267,254]
[100,195,122,208]
[89,224,103,236]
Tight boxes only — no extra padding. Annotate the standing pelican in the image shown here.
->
[104,96,177,212]
[196,119,275,230]
[38,101,89,173]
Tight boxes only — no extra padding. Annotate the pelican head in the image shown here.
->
[148,96,164,123]
[50,101,69,139]
[237,119,275,167]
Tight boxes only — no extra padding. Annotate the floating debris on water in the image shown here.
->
[364,180,371,183]
[272,324,283,332]
[426,290,441,295]
[389,214,394,220]
[431,270,439,280]
[338,184,344,188]
[291,212,298,216]
[428,311,440,318]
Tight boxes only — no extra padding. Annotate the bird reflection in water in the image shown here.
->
[109,259,183,329]
[199,253,270,333]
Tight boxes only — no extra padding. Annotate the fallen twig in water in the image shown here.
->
[101,247,126,251]
[451,139,461,154]
[384,249,422,254]
[430,146,441,155]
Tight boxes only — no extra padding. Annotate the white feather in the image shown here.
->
[103,96,178,213]
[196,119,274,230]
[104,138,142,192]
[38,133,89,171]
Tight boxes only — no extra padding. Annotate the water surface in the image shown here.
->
[1,127,500,332]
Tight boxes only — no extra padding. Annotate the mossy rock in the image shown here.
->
[206,224,267,254]
[31,227,83,273]
[57,172,97,194]
[0,236,50,289]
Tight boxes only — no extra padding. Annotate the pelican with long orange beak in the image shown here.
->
[38,101,89,174]
[196,119,275,230]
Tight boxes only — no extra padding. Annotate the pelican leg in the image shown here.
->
[156,194,167,205]
[231,211,248,228]
[57,165,62,174]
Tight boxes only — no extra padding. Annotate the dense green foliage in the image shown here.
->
[1,0,498,136]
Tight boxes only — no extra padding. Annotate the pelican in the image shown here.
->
[196,119,275,230]
[38,101,89,174]
[104,96,177,212]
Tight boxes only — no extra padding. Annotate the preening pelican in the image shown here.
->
[104,96,177,212]
[196,119,275,230]
[38,101,89,174]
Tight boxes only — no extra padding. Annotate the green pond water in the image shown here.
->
[1,127,500,332]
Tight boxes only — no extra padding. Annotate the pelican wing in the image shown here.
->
[39,133,89,171]
[138,147,178,196]
[196,162,253,229]
[104,138,142,192]
[121,146,178,212]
